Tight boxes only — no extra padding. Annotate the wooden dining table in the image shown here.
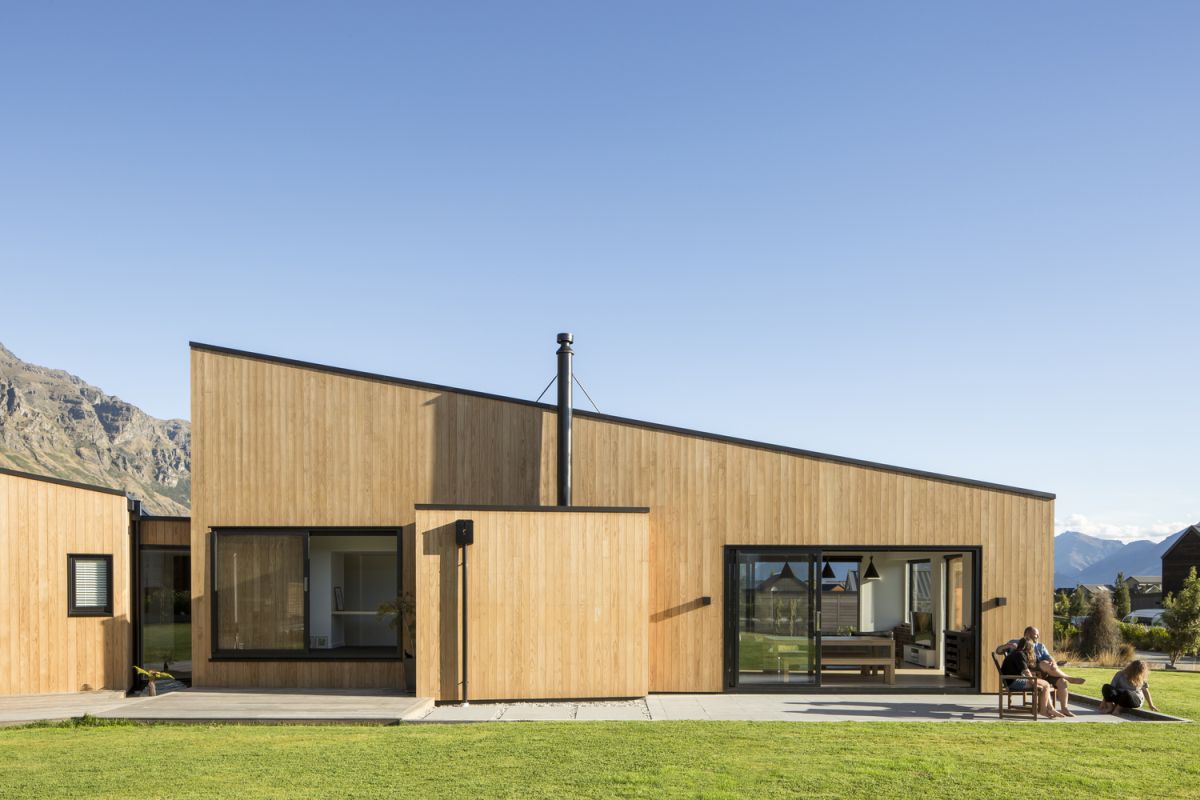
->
[820,635,896,684]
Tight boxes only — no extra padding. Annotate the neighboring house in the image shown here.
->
[1163,525,1200,599]
[1,336,1058,699]
[1122,575,1163,611]
[1077,583,1113,601]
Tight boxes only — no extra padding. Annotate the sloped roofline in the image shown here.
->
[189,341,1057,501]
[1162,525,1200,561]
[0,466,127,497]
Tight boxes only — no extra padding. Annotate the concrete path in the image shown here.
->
[419,699,650,722]
[0,691,127,726]
[1,690,1146,726]
[94,688,432,723]
[416,694,1131,723]
[645,693,1129,722]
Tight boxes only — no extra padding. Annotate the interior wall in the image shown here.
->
[0,472,131,695]
[308,535,397,648]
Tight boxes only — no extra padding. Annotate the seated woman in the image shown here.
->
[1099,660,1160,714]
[1000,638,1063,718]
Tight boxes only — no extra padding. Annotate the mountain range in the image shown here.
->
[0,343,190,515]
[1053,528,1190,589]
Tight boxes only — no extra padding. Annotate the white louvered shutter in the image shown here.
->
[73,558,109,609]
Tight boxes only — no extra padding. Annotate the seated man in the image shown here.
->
[995,626,1084,717]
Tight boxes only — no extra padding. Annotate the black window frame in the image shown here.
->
[67,553,114,617]
[906,558,932,624]
[209,527,403,662]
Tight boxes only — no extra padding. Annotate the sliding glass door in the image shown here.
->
[139,547,192,679]
[725,549,820,689]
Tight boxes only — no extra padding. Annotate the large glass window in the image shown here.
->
[215,533,306,652]
[212,529,400,658]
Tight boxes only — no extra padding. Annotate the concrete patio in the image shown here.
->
[0,689,431,725]
[1,690,1159,725]
[416,693,1138,723]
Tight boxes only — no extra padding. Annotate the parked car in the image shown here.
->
[1123,609,1166,627]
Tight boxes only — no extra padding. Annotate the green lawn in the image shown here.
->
[1063,665,1200,719]
[2,717,1199,799]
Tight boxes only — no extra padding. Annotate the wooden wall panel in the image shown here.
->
[140,518,190,547]
[193,347,1054,694]
[415,508,649,701]
[0,472,130,695]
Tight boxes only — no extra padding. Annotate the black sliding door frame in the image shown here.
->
[724,544,984,694]
[137,544,192,678]
[724,546,823,693]
[209,526,403,662]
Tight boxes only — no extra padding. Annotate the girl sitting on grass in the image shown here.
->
[1099,659,1160,714]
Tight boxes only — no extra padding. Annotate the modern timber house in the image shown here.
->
[188,335,1054,700]
[1,335,1055,700]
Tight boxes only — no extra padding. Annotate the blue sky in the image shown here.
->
[2,3,1197,541]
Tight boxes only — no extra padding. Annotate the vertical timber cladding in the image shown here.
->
[0,470,131,695]
[140,518,191,547]
[191,344,1054,694]
[415,507,650,701]
[567,417,1055,694]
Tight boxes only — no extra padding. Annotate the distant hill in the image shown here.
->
[0,343,189,515]
[1054,528,1191,589]
[1053,531,1125,586]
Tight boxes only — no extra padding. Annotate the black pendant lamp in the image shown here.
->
[821,559,835,579]
[863,556,881,581]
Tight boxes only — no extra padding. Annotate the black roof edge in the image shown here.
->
[190,341,1057,501]
[0,466,128,497]
[416,504,650,514]
[138,514,192,522]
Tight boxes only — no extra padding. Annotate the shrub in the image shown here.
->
[1162,567,1200,666]
[1053,620,1079,651]
[1069,587,1089,617]
[1118,642,1136,663]
[1078,593,1120,659]
[1143,626,1172,653]
[1118,622,1147,649]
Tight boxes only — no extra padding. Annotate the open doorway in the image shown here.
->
[724,546,980,692]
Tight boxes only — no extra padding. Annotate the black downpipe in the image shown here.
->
[461,543,468,705]
[556,332,573,507]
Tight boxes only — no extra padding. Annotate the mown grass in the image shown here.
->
[2,717,1198,799]
[1064,664,1200,719]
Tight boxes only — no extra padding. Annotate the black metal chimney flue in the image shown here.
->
[556,332,573,506]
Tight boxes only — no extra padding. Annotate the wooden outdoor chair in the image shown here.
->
[992,652,1056,720]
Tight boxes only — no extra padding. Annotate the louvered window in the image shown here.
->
[68,555,113,616]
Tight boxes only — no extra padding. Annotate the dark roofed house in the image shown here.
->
[1122,575,1163,611]
[1163,525,1200,599]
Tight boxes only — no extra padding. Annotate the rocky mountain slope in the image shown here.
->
[0,343,189,515]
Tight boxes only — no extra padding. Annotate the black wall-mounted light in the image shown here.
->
[863,556,881,581]
[821,559,836,579]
